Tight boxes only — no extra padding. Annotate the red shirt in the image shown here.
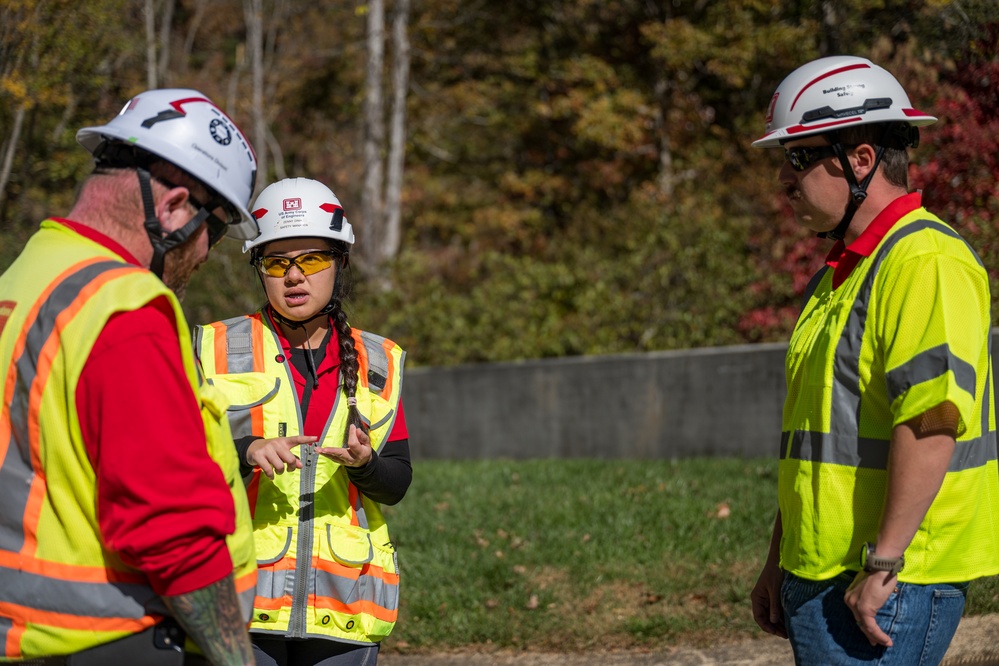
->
[266,307,408,441]
[824,192,923,288]
[67,219,236,597]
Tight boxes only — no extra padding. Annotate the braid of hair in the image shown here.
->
[330,258,365,445]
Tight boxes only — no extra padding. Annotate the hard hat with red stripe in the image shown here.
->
[753,55,936,148]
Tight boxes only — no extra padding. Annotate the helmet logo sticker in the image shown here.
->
[320,203,344,231]
[210,118,232,146]
[283,198,303,211]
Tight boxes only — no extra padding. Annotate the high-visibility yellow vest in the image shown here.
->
[779,208,999,583]
[194,312,405,644]
[0,220,256,661]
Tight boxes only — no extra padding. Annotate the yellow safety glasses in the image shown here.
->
[257,251,337,278]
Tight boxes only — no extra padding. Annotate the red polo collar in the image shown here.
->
[824,192,923,288]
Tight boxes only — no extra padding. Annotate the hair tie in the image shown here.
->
[347,397,357,407]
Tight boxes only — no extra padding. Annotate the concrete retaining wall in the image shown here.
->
[402,333,999,460]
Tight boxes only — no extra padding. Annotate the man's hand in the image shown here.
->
[751,559,787,639]
[316,424,372,468]
[844,570,896,647]
[246,435,315,479]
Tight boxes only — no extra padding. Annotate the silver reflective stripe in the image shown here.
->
[886,344,976,403]
[255,566,290,600]
[225,318,257,374]
[0,561,155,618]
[315,567,399,611]
[1,260,125,553]
[360,331,389,390]
[782,430,891,470]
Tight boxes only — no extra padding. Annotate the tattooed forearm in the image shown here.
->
[163,575,254,666]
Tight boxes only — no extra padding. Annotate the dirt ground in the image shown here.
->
[379,614,999,665]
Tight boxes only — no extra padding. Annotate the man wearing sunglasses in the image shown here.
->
[0,89,259,664]
[194,178,410,666]
[749,56,999,666]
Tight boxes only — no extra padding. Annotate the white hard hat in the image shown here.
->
[752,55,937,148]
[77,88,259,241]
[244,178,354,253]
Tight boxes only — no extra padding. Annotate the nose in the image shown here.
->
[284,263,306,282]
[778,160,798,187]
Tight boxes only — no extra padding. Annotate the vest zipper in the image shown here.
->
[289,415,316,638]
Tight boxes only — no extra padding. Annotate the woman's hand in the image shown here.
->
[246,435,316,479]
[316,425,372,468]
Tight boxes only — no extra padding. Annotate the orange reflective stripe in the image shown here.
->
[259,557,297,572]
[354,333,370,395]
[0,550,145,584]
[311,555,399,586]
[311,595,398,623]
[249,314,266,435]
[235,569,258,595]
[0,600,157,633]
[254,595,293,611]
[210,321,229,374]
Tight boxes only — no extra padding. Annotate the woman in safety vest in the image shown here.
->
[195,177,411,666]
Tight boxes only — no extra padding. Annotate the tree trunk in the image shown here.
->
[157,0,175,86]
[245,0,266,192]
[382,0,411,269]
[361,0,386,274]
[0,105,27,212]
[181,0,209,74]
[145,0,157,88]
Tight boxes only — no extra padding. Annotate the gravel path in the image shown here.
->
[380,614,999,665]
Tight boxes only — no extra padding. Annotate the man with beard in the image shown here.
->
[749,56,999,665]
[0,89,259,665]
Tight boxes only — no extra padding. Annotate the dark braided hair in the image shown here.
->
[327,244,367,445]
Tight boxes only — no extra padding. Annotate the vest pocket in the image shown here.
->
[255,525,293,565]
[325,523,374,565]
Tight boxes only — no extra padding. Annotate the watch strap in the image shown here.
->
[862,542,904,576]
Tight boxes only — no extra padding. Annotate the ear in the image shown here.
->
[850,144,878,181]
[156,186,194,234]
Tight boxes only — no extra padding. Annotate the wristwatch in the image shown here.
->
[861,542,905,576]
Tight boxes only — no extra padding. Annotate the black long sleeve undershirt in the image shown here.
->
[234,434,413,505]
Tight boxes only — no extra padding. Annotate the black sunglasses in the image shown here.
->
[153,174,236,248]
[783,145,839,172]
[185,190,237,248]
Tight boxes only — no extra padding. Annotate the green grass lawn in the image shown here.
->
[379,458,999,653]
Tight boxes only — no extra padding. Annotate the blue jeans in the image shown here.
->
[781,571,968,666]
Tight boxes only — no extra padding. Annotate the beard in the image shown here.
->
[161,229,208,300]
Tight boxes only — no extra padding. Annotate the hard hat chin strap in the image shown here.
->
[817,128,892,242]
[137,167,209,278]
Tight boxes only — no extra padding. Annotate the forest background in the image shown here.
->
[1,0,998,368]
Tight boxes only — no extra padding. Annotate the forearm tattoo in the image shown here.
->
[163,575,254,666]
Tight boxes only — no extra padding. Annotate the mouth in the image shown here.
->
[283,290,310,306]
